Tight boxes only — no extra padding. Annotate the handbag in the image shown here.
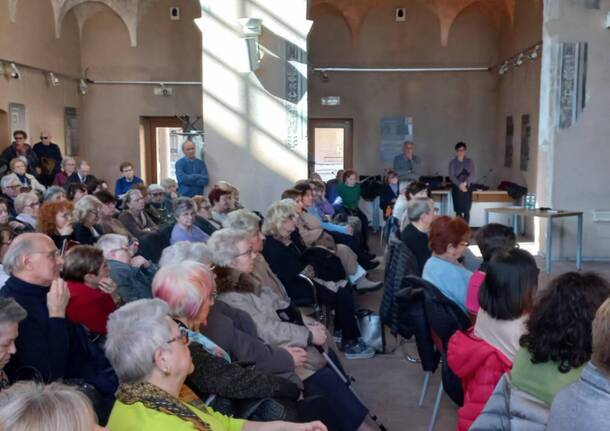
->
[356,309,385,353]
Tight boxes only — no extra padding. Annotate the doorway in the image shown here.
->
[141,117,183,185]
[308,119,353,181]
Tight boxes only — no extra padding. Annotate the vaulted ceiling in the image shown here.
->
[309,0,523,46]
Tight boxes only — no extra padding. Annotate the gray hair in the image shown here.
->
[122,189,142,210]
[262,199,297,237]
[158,241,213,267]
[0,174,20,189]
[60,156,76,170]
[73,195,102,223]
[96,234,128,258]
[2,233,46,275]
[407,198,434,222]
[173,197,196,218]
[0,381,97,431]
[77,160,89,169]
[160,178,176,189]
[223,209,260,233]
[43,186,66,202]
[207,228,251,267]
[0,298,26,324]
[14,193,38,214]
[104,299,172,383]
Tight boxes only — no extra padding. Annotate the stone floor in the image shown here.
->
[338,235,610,431]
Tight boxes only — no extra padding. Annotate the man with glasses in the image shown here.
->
[65,160,98,193]
[33,131,63,187]
[14,192,40,232]
[1,131,40,177]
[97,233,157,303]
[145,184,173,224]
[0,233,118,421]
[0,174,23,217]
[114,161,143,201]
[400,197,437,274]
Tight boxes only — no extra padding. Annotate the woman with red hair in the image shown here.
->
[422,216,472,312]
[37,200,76,250]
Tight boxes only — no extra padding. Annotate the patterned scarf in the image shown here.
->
[116,382,210,431]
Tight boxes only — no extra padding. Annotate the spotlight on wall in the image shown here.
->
[529,45,540,60]
[516,53,524,66]
[9,63,21,79]
[47,72,61,86]
[395,8,406,22]
[320,71,329,83]
[79,79,89,95]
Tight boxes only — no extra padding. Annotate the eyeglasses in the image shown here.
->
[31,249,61,259]
[234,247,255,258]
[14,137,25,141]
[25,202,40,208]
[41,137,49,140]
[166,327,190,345]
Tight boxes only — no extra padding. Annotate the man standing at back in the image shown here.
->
[32,131,63,187]
[175,140,209,197]
[393,141,422,183]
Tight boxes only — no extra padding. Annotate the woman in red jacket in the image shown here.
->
[62,245,119,335]
[448,248,539,431]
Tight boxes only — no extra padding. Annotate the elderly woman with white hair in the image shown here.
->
[118,189,158,240]
[158,241,213,267]
[0,381,104,431]
[14,192,40,232]
[72,195,104,245]
[97,233,157,303]
[0,298,27,390]
[208,228,373,431]
[53,156,76,188]
[261,200,375,361]
[170,197,209,244]
[104,298,327,431]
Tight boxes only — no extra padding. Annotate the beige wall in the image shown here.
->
[0,0,82,151]
[538,0,610,258]
[309,3,501,182]
[78,0,201,186]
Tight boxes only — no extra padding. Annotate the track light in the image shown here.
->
[47,72,61,86]
[79,79,88,95]
[516,53,524,66]
[9,63,20,79]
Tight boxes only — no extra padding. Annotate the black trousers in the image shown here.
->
[451,185,472,222]
[346,207,370,251]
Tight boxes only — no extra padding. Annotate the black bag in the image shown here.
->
[359,175,384,200]
[303,246,346,282]
[419,176,445,190]
[498,181,528,200]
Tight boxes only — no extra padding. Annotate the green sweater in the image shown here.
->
[510,348,584,405]
[337,183,361,210]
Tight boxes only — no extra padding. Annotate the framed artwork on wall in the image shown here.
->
[504,116,514,168]
[520,114,531,171]
[8,103,27,138]
[64,107,79,156]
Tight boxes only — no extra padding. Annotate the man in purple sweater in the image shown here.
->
[449,141,476,222]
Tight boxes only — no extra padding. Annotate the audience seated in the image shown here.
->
[9,159,45,193]
[0,198,22,233]
[215,180,243,210]
[52,156,76,188]
[145,184,174,225]
[114,162,143,201]
[160,177,178,200]
[448,249,538,431]
[0,229,16,287]
[336,170,370,250]
[192,194,221,234]
[310,179,362,233]
[37,200,75,250]
[208,187,233,226]
[466,224,517,315]
[32,131,63,188]
[1,131,40,177]
[379,170,400,220]
[0,298,26,389]
[0,174,22,217]
[72,195,104,245]
[399,197,435,273]
[93,190,134,240]
[547,297,610,431]
[43,185,67,202]
[472,271,610,430]
[64,160,98,193]
[170,198,209,244]
[65,182,88,202]
[62,245,118,335]
[158,240,213,267]
[13,193,39,233]
[324,169,343,206]
[423,216,472,313]
[0,233,117,422]
[393,181,429,228]
[262,199,375,360]
[104,299,325,431]
[0,381,102,431]
[118,189,158,239]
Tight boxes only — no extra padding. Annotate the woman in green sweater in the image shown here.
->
[336,170,370,251]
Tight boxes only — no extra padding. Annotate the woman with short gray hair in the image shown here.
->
[43,186,67,203]
[104,299,326,431]
[158,241,212,267]
[72,195,103,245]
[53,156,76,188]
[118,189,158,240]
[0,381,101,430]
[169,198,209,245]
[0,298,27,390]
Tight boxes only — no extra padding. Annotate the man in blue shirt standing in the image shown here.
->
[175,140,209,197]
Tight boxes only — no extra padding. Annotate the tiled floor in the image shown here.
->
[338,235,610,431]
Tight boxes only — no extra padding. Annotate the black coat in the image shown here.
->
[379,184,399,213]
[72,223,102,245]
[64,172,98,192]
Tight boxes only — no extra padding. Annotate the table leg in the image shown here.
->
[512,215,518,236]
[485,209,489,225]
[441,194,448,216]
[546,219,553,273]
[576,214,583,270]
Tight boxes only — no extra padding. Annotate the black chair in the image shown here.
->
[138,222,174,263]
